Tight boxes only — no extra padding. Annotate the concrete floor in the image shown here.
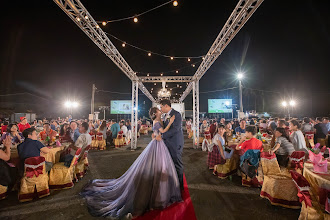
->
[0,133,300,220]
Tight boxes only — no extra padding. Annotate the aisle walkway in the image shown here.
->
[0,133,300,220]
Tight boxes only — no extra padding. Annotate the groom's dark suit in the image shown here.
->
[162,108,184,189]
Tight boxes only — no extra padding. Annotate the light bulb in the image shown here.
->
[154,83,156,85]
[96,25,100,28]
[76,17,81,21]
[133,17,138,23]
[122,43,126,47]
[148,52,151,56]
[173,1,178,7]
[170,57,174,60]
[160,73,163,76]
[176,70,179,73]
[187,58,191,62]
[84,15,88,19]
[192,64,195,67]
[102,21,107,26]
[147,73,150,76]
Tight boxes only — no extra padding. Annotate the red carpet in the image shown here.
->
[135,175,197,220]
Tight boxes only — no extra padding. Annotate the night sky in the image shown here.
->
[0,0,329,118]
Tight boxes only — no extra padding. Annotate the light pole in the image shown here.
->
[281,100,296,119]
[237,73,244,113]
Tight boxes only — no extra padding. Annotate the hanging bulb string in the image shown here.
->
[105,32,205,59]
[98,0,176,24]
[136,60,202,75]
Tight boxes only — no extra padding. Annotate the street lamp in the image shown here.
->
[237,72,244,113]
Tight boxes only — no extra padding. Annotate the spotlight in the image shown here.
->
[282,101,287,107]
[237,72,244,80]
[289,100,296,106]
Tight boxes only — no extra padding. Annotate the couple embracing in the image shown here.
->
[81,99,184,219]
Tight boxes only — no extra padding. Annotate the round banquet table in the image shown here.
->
[302,161,330,218]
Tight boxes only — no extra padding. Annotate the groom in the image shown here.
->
[159,99,184,190]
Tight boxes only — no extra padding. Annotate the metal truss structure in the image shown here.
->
[131,81,139,149]
[54,0,264,148]
[139,76,193,83]
[180,0,264,102]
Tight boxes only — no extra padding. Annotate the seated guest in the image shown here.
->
[70,121,81,142]
[0,123,24,145]
[213,124,234,159]
[236,126,263,153]
[119,121,128,137]
[209,120,217,138]
[0,136,17,190]
[97,121,108,140]
[1,121,8,134]
[289,120,308,153]
[270,127,295,167]
[61,122,91,167]
[38,122,57,144]
[18,117,31,132]
[235,119,246,135]
[323,117,330,132]
[200,120,209,134]
[225,121,233,137]
[110,119,120,139]
[17,128,52,172]
[301,117,314,133]
[59,123,71,142]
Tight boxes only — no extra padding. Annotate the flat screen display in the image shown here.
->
[208,99,232,113]
[111,100,132,114]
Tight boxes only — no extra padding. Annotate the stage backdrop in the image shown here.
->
[208,99,232,113]
[110,100,132,114]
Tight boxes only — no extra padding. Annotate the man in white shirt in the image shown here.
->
[62,122,92,167]
[120,121,128,137]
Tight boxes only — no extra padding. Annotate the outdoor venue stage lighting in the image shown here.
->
[64,101,71,108]
[281,101,287,107]
[237,72,244,80]
[289,100,296,106]
[72,102,79,108]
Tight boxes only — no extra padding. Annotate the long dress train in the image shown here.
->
[81,122,182,219]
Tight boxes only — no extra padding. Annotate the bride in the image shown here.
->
[81,107,182,219]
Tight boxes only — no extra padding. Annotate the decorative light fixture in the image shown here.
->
[176,70,179,73]
[170,57,174,60]
[187,58,191,62]
[84,15,88,19]
[147,73,150,76]
[96,25,100,28]
[192,64,195,67]
[173,1,178,7]
[122,42,126,47]
[102,21,107,26]
[160,73,163,76]
[133,17,138,23]
[76,17,81,21]
[148,52,151,56]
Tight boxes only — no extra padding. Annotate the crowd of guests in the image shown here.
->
[187,116,330,167]
[0,115,153,200]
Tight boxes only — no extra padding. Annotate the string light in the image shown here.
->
[133,17,138,23]
[105,32,205,59]
[173,1,178,7]
[98,0,177,24]
[122,42,126,47]
[177,84,179,87]
[192,64,195,67]
[176,70,179,73]
[180,85,182,88]
[85,15,88,19]
[102,21,107,26]
[170,57,174,60]
[160,73,163,76]
[148,52,152,56]
[96,25,100,28]
[154,83,156,85]
[76,17,81,21]
[147,73,150,76]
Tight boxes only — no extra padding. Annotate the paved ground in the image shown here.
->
[0,132,300,220]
